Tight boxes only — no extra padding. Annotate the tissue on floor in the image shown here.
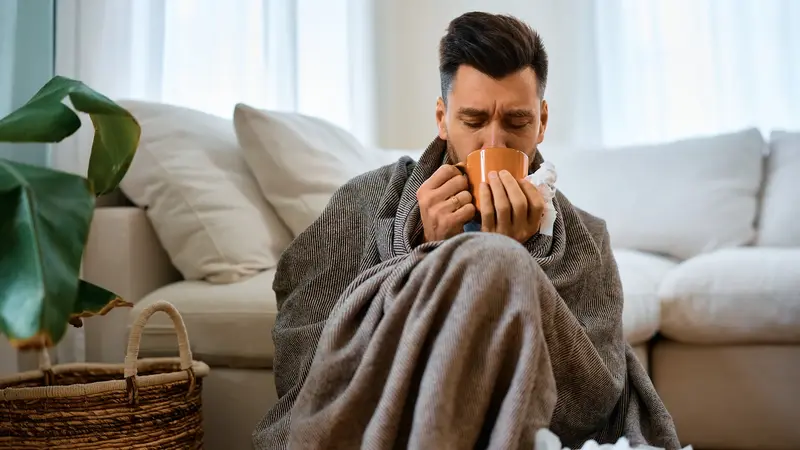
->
[534,428,694,450]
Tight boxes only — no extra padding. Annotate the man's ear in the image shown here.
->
[537,99,548,144]
[436,97,448,140]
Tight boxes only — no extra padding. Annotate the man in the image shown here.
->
[254,12,681,450]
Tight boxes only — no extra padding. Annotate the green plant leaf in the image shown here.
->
[0,76,141,196]
[0,159,94,350]
[68,279,133,328]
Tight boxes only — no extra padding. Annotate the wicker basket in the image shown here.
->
[0,300,210,449]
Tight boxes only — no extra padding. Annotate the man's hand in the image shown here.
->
[417,165,476,242]
[479,170,544,244]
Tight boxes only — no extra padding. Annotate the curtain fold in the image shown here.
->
[595,0,800,147]
[53,0,375,174]
[53,0,800,158]
[54,0,169,174]
[0,0,17,118]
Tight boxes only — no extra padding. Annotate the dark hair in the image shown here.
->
[439,12,548,102]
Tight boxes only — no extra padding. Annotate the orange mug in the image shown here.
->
[455,147,529,212]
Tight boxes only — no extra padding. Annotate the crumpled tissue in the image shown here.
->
[535,429,694,450]
[524,161,558,236]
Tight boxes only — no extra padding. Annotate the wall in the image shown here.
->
[373,0,602,153]
[0,0,54,168]
[0,0,54,377]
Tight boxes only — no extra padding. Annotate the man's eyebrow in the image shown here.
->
[504,109,534,118]
[456,107,489,117]
[455,108,534,118]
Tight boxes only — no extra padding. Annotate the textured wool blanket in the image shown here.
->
[253,138,680,450]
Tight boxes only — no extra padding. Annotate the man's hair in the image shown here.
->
[439,12,548,103]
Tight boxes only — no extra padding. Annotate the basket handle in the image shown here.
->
[123,300,193,378]
[38,348,55,385]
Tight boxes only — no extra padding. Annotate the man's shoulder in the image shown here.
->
[574,206,607,233]
[302,156,415,235]
[556,191,609,244]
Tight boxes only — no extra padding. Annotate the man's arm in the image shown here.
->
[571,211,680,448]
[541,209,629,444]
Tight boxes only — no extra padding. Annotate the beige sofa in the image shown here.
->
[81,101,800,450]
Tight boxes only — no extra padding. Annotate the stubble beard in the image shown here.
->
[445,140,461,164]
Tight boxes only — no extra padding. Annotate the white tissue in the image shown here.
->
[535,428,694,450]
[525,161,558,236]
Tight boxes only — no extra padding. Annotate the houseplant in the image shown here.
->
[0,77,209,448]
[0,75,140,351]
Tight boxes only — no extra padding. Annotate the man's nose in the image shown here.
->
[481,122,510,149]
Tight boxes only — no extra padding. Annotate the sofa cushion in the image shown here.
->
[118,100,293,284]
[614,249,678,344]
[758,131,800,246]
[550,129,765,260]
[659,248,800,344]
[130,270,278,369]
[234,103,391,237]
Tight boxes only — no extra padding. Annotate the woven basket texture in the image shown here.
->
[0,362,203,449]
[0,301,207,449]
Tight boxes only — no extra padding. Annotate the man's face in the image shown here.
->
[436,65,548,167]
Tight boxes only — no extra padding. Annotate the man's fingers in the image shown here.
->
[434,171,469,202]
[488,171,510,231]
[417,165,467,210]
[450,203,477,226]
[445,190,473,213]
[431,190,474,233]
[421,164,463,191]
[499,170,527,226]
[520,179,545,222]
[436,190,472,214]
[479,182,495,231]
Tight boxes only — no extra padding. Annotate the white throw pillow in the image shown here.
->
[757,131,800,246]
[549,129,765,260]
[118,100,293,284]
[233,103,387,236]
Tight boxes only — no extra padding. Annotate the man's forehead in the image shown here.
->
[448,65,540,108]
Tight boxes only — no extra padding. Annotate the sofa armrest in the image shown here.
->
[81,206,182,362]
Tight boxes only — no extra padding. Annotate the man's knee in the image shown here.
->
[421,233,548,317]
[432,233,542,277]
[447,232,528,256]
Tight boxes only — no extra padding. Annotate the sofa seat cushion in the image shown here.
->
[130,270,278,369]
[659,248,800,344]
[614,249,678,344]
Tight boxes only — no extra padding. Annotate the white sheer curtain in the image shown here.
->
[52,0,374,364]
[0,0,16,374]
[0,1,16,119]
[54,0,375,174]
[594,0,800,147]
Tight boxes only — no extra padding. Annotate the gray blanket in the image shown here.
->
[253,138,680,450]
